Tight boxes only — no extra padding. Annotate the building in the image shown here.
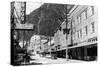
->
[29,35,49,55]
[42,41,49,53]
[52,5,97,61]
[29,35,41,54]
[67,5,97,61]
[53,20,67,58]
[40,39,48,53]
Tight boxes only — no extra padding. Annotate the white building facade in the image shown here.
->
[53,5,97,61]
[67,5,97,61]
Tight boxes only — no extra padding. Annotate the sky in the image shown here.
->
[26,2,43,15]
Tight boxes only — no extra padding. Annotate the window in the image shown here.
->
[77,16,81,24]
[78,31,80,38]
[80,29,82,38]
[81,11,86,21]
[85,10,87,19]
[75,32,77,39]
[85,26,88,35]
[77,29,82,38]
[92,6,94,15]
[87,6,94,17]
[72,18,75,27]
[63,28,70,34]
[82,28,85,37]
[75,17,78,26]
[73,33,75,40]
[91,22,95,33]
[59,27,62,31]
[63,29,66,34]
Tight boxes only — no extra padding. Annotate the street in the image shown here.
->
[23,54,85,65]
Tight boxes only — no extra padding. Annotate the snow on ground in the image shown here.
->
[29,54,85,64]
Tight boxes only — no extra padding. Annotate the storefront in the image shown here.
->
[68,43,97,61]
[56,49,66,58]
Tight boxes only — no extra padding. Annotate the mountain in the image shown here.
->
[26,3,74,36]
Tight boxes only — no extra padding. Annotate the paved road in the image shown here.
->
[29,54,85,64]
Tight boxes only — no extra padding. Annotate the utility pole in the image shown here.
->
[64,5,72,61]
[38,7,42,54]
[64,5,69,60]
